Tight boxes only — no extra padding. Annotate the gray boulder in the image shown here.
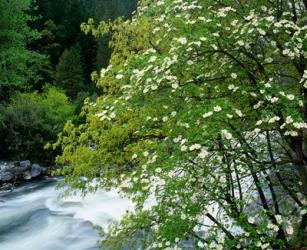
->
[23,171,32,180]
[0,162,14,172]
[0,172,14,182]
[9,166,27,176]
[0,160,46,184]
[31,164,42,178]
[20,160,31,169]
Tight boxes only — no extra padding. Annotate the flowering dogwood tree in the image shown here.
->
[55,0,307,249]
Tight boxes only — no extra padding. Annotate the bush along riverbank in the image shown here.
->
[0,160,50,193]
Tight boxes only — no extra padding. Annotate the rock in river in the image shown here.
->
[20,160,31,168]
[0,161,46,188]
[0,172,14,182]
[31,164,42,178]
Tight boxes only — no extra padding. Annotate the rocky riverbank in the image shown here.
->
[0,160,48,193]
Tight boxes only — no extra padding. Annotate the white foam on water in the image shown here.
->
[46,188,135,227]
[0,179,133,250]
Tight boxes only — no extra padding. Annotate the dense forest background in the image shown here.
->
[0,0,137,162]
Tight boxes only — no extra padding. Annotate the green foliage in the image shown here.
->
[0,0,135,162]
[36,19,61,70]
[1,87,76,161]
[32,0,98,82]
[88,0,138,68]
[56,0,307,248]
[0,0,47,98]
[55,45,85,98]
[41,86,76,123]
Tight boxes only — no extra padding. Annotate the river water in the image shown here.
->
[0,178,133,250]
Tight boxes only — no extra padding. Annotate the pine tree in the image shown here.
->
[55,45,85,98]
[31,20,61,87]
[39,20,61,64]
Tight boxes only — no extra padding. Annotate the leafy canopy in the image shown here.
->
[0,0,46,98]
[1,86,76,161]
[56,0,307,249]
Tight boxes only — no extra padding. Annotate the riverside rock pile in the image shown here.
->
[0,160,47,192]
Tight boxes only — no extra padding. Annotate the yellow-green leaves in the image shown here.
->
[56,0,307,249]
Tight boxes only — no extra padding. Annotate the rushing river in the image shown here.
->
[0,178,133,250]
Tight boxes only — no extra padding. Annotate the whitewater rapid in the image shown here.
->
[0,178,133,250]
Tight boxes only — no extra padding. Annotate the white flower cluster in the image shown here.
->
[221,129,233,140]
[217,6,235,18]
[177,37,187,45]
[96,109,116,121]
[91,0,307,248]
[100,64,112,78]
